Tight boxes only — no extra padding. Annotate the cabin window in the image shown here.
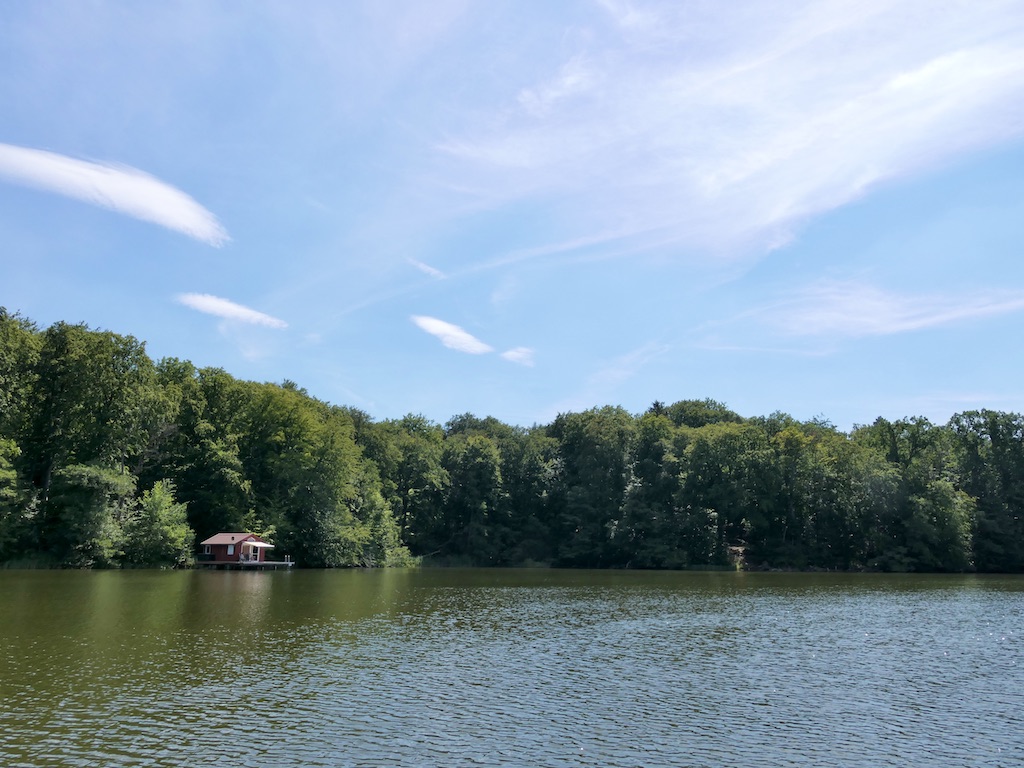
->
[227,544,235,556]
[203,545,211,555]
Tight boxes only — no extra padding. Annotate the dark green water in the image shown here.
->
[1,569,1021,767]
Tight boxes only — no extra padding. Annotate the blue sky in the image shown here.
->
[3,0,1024,430]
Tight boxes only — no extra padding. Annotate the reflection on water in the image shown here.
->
[1,570,1021,767]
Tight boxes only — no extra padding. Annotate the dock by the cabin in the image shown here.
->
[195,558,294,570]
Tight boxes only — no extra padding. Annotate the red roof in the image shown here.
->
[200,532,269,546]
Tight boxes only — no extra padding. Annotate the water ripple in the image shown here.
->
[1,571,1022,767]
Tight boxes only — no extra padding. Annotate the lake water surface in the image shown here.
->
[1,569,1021,767]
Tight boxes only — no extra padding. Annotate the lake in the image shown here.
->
[1,569,1021,767]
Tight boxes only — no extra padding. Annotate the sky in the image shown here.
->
[3,0,1024,431]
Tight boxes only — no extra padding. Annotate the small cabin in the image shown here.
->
[199,532,274,563]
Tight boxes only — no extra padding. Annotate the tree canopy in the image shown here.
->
[1,310,1021,572]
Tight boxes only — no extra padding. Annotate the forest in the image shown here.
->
[1,309,1022,572]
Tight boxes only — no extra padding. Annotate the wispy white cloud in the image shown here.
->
[544,341,670,418]
[588,342,671,389]
[411,316,537,364]
[0,143,228,246]
[594,0,659,31]
[177,293,288,329]
[408,258,446,278]
[411,315,493,354]
[501,346,535,366]
[693,341,829,358]
[518,55,593,117]
[438,0,1024,258]
[884,390,1024,421]
[760,281,1024,338]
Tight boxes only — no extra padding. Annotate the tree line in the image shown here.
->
[1,309,1022,571]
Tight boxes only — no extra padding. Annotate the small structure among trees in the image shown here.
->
[197,532,291,569]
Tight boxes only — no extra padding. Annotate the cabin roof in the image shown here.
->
[199,532,270,547]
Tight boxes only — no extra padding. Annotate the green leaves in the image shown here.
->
[45,463,136,567]
[234,384,408,568]
[2,307,1024,572]
[949,410,1024,571]
[122,480,194,568]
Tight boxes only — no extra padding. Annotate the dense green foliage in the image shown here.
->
[1,309,1022,570]
[0,310,412,568]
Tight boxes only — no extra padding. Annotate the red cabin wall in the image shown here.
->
[207,543,243,562]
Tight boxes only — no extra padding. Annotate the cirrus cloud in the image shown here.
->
[500,346,535,366]
[439,0,1024,259]
[177,293,287,329]
[762,281,1024,338]
[411,315,536,366]
[408,258,446,279]
[411,315,493,354]
[0,143,228,246]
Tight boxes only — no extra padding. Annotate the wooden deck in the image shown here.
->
[195,560,294,570]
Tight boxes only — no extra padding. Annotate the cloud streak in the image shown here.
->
[177,293,287,328]
[0,143,228,246]
[411,315,536,364]
[408,258,445,278]
[438,0,1024,258]
[542,341,670,420]
[761,281,1024,338]
[411,315,493,354]
[500,346,535,366]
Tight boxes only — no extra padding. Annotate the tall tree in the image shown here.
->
[439,432,505,562]
[497,426,558,566]
[372,415,449,555]
[236,384,408,567]
[617,411,692,567]
[549,407,636,566]
[23,322,158,495]
[44,463,136,567]
[949,410,1024,572]
[665,398,744,429]
[121,480,195,568]
[0,438,28,560]
[678,421,773,565]
[852,417,974,571]
[0,309,40,445]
